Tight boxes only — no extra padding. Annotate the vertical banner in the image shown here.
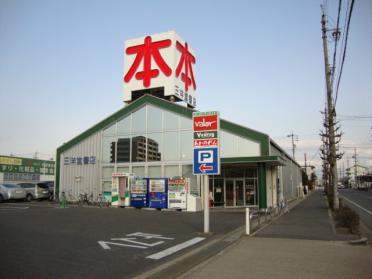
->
[192,111,220,175]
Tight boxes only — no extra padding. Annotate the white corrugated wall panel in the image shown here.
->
[59,131,102,201]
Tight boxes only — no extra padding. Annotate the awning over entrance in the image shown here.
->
[221,155,287,166]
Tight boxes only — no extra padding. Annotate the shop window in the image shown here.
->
[245,178,257,205]
[213,178,224,206]
[180,116,192,130]
[132,166,145,177]
[164,165,179,177]
[220,131,236,157]
[148,166,161,177]
[102,136,115,163]
[182,165,198,195]
[246,168,258,178]
[224,166,245,177]
[131,135,147,162]
[147,105,163,132]
[117,116,131,136]
[117,167,129,173]
[164,111,179,131]
[103,124,116,137]
[180,130,192,161]
[237,136,260,157]
[147,133,163,162]
[116,138,130,163]
[163,131,179,161]
[110,141,116,163]
[132,107,146,134]
[102,167,114,180]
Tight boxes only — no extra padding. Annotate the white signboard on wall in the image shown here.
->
[123,31,197,108]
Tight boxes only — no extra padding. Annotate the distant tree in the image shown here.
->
[302,170,309,186]
[309,172,317,190]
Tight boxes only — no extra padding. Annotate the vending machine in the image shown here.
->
[148,178,168,209]
[111,173,132,207]
[168,177,188,210]
[130,177,148,208]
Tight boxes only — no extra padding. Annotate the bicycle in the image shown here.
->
[98,193,110,208]
[78,192,91,206]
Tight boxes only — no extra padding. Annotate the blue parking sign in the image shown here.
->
[193,148,220,175]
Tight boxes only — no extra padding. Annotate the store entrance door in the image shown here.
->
[235,179,244,206]
[225,180,234,206]
[225,179,245,207]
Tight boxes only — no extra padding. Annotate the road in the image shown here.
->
[0,201,244,279]
[339,189,372,239]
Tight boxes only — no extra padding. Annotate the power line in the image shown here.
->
[334,0,355,106]
[338,114,372,119]
[331,0,342,87]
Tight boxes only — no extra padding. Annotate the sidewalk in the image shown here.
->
[180,190,372,279]
[255,190,358,241]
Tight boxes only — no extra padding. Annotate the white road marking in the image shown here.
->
[341,196,372,215]
[126,232,174,240]
[111,237,164,247]
[98,241,147,250]
[146,237,205,260]
[0,206,29,210]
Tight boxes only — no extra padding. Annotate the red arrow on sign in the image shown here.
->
[199,164,213,173]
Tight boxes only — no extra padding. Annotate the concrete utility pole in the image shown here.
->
[321,7,339,210]
[352,148,358,187]
[287,132,298,160]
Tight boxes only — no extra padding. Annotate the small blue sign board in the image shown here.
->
[193,148,220,175]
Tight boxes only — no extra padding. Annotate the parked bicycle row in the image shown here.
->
[58,191,111,208]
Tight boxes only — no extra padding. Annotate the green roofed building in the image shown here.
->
[56,94,302,209]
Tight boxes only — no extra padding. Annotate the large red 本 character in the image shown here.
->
[124,36,172,88]
[176,41,196,92]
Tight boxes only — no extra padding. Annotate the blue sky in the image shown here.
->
[0,0,371,173]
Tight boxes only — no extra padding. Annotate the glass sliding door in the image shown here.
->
[213,178,224,206]
[225,180,234,206]
[245,178,257,205]
[235,179,244,206]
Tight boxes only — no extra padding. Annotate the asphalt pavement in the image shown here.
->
[339,188,372,244]
[0,201,246,279]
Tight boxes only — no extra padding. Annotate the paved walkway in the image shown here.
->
[256,190,357,241]
[180,190,372,279]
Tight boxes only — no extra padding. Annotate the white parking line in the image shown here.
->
[146,237,205,260]
[341,196,372,215]
[0,206,29,210]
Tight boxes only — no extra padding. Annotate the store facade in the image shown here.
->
[0,155,55,184]
[56,94,302,209]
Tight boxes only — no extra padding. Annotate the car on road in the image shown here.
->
[18,182,50,201]
[0,183,27,202]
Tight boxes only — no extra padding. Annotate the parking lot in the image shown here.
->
[0,201,245,278]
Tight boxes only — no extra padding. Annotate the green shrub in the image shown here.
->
[334,204,360,233]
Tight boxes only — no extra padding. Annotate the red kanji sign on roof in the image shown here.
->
[176,41,196,92]
[123,31,197,108]
[124,36,172,88]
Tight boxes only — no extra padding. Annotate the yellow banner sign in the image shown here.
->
[0,156,22,166]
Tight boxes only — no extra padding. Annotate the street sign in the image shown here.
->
[193,111,220,175]
[193,114,218,131]
[193,148,219,175]
[193,138,218,148]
